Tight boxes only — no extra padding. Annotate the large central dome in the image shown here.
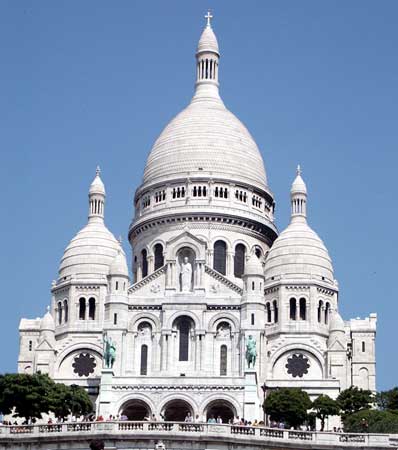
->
[142,97,267,191]
[141,21,268,193]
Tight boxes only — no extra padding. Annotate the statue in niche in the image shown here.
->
[178,247,195,292]
[180,257,193,292]
[138,322,152,337]
[216,322,231,338]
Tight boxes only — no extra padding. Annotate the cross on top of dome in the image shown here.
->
[205,11,213,27]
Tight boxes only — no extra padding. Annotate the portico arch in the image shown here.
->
[161,398,194,422]
[120,399,152,420]
[203,398,237,423]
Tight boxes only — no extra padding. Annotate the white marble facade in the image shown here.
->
[18,16,376,423]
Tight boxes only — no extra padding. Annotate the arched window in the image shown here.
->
[273,300,278,323]
[255,247,262,259]
[79,298,86,320]
[57,302,62,325]
[362,341,366,352]
[154,243,164,270]
[220,345,227,376]
[140,344,148,375]
[63,300,68,323]
[234,244,246,278]
[141,249,148,278]
[290,298,297,321]
[176,317,193,362]
[213,240,227,275]
[318,301,323,323]
[324,302,330,324]
[266,303,272,323]
[299,298,306,320]
[88,297,96,320]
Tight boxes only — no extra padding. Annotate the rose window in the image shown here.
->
[72,353,96,377]
[285,353,310,378]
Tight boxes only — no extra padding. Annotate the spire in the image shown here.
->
[290,164,308,221]
[88,166,106,222]
[193,11,221,102]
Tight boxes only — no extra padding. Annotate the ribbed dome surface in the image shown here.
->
[142,100,268,190]
[245,253,264,276]
[197,26,219,54]
[59,221,121,279]
[109,250,129,277]
[41,310,55,331]
[264,219,334,282]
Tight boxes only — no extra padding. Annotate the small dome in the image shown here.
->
[291,166,307,194]
[244,253,264,276]
[264,220,334,282]
[197,25,219,55]
[329,311,345,333]
[89,167,105,195]
[59,221,121,279]
[109,249,129,277]
[41,310,55,331]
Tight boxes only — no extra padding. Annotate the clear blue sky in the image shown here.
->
[0,1,397,390]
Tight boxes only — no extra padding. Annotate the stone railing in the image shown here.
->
[0,421,396,448]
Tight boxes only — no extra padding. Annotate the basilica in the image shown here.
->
[18,16,376,423]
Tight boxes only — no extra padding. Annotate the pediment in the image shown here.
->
[328,338,346,351]
[36,339,55,351]
[165,230,207,260]
[205,265,243,297]
[129,267,166,296]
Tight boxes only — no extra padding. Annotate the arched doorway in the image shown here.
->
[205,400,236,424]
[162,399,193,422]
[121,399,151,420]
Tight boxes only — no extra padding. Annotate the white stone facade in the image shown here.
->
[18,17,376,423]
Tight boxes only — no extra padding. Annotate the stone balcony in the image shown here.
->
[0,421,397,450]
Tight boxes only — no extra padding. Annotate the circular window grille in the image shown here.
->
[285,353,310,378]
[72,353,96,377]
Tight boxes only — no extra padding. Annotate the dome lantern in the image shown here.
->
[88,166,106,223]
[290,165,307,222]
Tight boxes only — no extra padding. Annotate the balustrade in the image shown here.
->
[0,422,390,448]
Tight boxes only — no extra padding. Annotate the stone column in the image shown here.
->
[227,251,235,277]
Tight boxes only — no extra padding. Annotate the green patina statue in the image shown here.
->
[103,335,116,369]
[246,335,257,368]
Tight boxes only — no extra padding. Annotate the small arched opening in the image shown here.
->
[141,249,148,278]
[88,297,96,320]
[173,316,195,362]
[213,240,227,275]
[154,243,164,270]
[63,300,68,323]
[57,302,62,325]
[234,244,246,278]
[205,399,236,424]
[299,298,306,320]
[121,399,151,421]
[273,300,278,323]
[79,298,86,320]
[162,399,193,422]
[289,298,297,321]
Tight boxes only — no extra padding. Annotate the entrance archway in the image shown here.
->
[162,399,193,422]
[121,399,151,420]
[205,399,235,424]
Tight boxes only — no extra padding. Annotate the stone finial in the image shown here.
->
[96,165,101,176]
[296,164,301,176]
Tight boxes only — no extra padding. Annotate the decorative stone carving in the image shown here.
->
[150,283,161,293]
